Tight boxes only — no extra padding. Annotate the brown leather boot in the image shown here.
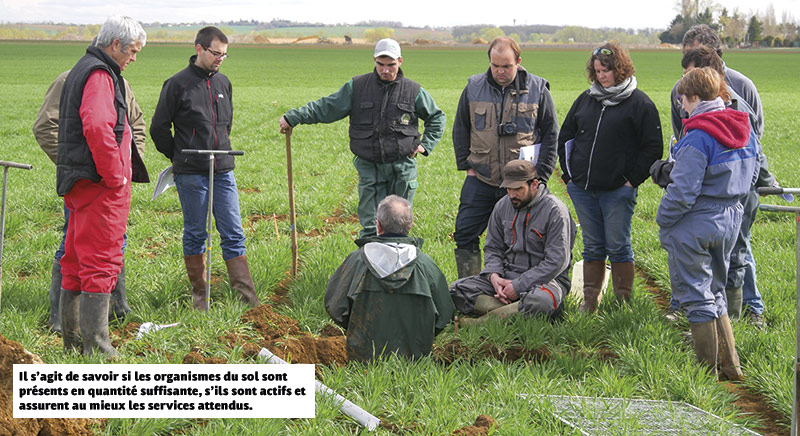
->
[578,260,607,313]
[611,262,635,303]
[184,254,207,311]
[716,314,744,381]
[689,320,718,375]
[226,255,261,307]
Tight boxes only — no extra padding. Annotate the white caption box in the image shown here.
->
[13,364,315,419]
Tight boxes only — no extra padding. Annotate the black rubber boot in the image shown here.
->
[80,292,119,358]
[59,288,81,351]
[454,248,481,279]
[49,259,62,332]
[109,264,131,322]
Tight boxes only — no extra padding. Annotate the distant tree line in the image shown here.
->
[3,8,798,47]
[659,0,800,47]
[452,24,661,45]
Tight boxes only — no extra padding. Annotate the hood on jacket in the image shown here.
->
[355,235,422,288]
[364,242,418,278]
[682,108,750,149]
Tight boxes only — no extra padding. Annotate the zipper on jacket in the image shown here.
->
[492,87,507,170]
[378,81,395,163]
[207,79,218,171]
[584,105,606,190]
[510,208,532,270]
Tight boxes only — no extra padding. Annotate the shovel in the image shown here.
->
[283,130,298,277]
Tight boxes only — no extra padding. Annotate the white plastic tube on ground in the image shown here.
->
[258,347,380,431]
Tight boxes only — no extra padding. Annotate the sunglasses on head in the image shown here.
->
[593,48,612,56]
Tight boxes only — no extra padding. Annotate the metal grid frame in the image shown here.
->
[525,395,761,436]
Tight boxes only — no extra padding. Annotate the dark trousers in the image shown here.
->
[454,175,506,250]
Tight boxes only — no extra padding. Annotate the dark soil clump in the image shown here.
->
[0,333,98,436]
[451,414,497,435]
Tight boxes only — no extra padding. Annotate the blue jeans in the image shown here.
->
[566,182,636,263]
[174,171,246,261]
[55,202,126,261]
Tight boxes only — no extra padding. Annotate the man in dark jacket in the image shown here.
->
[325,195,454,362]
[150,26,260,310]
[452,37,559,280]
[56,16,146,357]
[279,38,445,238]
[451,160,576,324]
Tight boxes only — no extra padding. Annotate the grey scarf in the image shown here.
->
[689,97,725,117]
[588,76,638,106]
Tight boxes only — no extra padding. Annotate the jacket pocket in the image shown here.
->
[474,106,487,131]
[354,101,374,125]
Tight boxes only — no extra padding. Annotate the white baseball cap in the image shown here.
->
[374,38,401,59]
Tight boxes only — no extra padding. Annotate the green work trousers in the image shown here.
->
[354,156,418,238]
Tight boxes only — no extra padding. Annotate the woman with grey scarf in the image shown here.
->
[557,42,663,314]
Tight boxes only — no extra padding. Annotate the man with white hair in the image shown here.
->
[280,39,445,238]
[56,16,146,357]
[325,195,454,362]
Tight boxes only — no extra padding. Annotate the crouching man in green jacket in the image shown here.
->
[325,195,454,362]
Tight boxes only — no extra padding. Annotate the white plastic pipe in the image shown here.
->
[258,347,380,431]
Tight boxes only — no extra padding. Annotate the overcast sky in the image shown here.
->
[2,0,798,29]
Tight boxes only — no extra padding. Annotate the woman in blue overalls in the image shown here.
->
[657,67,758,380]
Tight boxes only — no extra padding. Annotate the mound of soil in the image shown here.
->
[0,334,97,436]
[242,304,300,340]
[268,333,347,366]
[452,414,497,435]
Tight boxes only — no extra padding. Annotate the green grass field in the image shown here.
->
[1,41,799,435]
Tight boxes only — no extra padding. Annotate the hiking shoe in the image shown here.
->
[665,308,685,323]
[748,312,766,330]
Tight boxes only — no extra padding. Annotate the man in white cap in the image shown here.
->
[280,38,445,238]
